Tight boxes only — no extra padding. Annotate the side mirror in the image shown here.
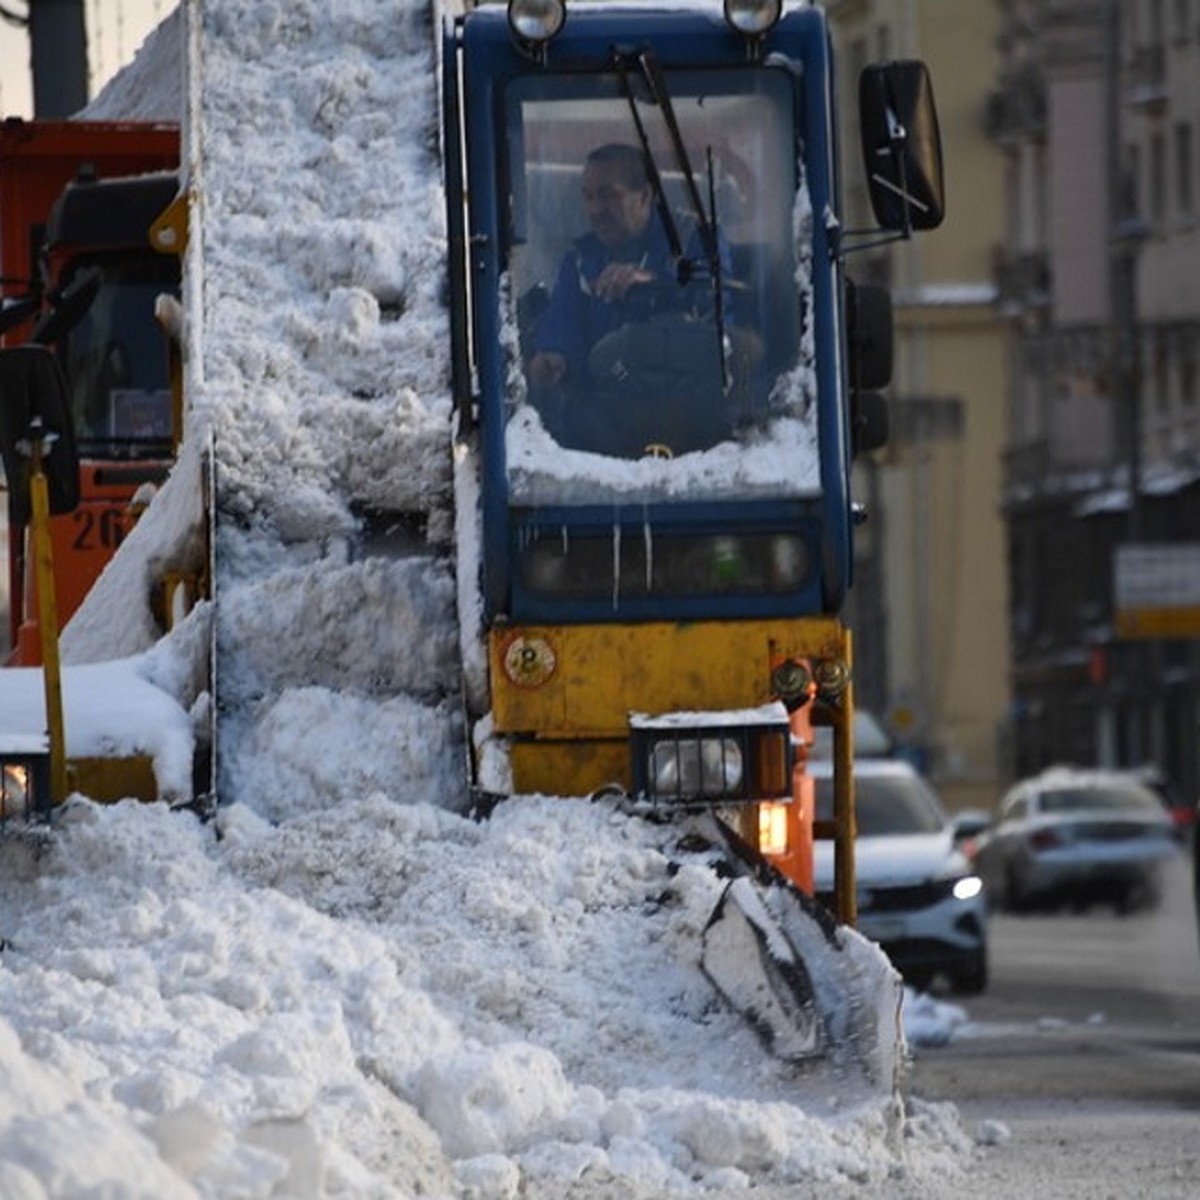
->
[28,266,102,347]
[0,345,80,526]
[952,810,991,844]
[859,61,945,234]
[0,296,38,337]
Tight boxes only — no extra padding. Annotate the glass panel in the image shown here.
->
[815,772,947,835]
[519,527,809,602]
[503,68,819,505]
[61,254,178,457]
[1039,785,1162,815]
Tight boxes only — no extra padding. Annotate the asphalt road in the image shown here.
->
[905,850,1200,1197]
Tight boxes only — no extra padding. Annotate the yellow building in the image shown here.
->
[824,0,1011,810]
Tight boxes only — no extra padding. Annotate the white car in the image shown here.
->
[972,766,1181,913]
[811,758,988,994]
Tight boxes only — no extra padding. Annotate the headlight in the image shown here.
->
[1,746,51,823]
[723,0,782,38]
[652,737,744,799]
[952,875,984,902]
[758,801,790,857]
[1,763,29,818]
[631,705,791,805]
[508,0,566,44]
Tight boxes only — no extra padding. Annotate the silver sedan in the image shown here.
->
[972,766,1182,914]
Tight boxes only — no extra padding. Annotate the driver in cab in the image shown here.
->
[527,142,725,396]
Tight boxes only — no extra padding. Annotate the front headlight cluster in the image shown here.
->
[631,704,791,805]
[652,737,744,798]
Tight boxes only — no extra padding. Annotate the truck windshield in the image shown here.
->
[503,67,820,507]
[60,253,177,458]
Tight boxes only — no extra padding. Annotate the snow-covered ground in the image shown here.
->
[0,3,988,1197]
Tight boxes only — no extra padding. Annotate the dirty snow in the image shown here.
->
[0,2,983,1198]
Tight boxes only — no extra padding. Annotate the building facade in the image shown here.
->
[991,0,1200,800]
[824,1,1011,810]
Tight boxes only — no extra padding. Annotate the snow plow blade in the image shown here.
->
[694,815,904,1089]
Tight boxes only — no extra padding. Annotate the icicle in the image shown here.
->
[643,506,653,593]
[612,521,621,611]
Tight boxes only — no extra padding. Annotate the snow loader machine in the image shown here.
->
[443,1,945,1079]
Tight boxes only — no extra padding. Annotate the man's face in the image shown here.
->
[581,160,652,249]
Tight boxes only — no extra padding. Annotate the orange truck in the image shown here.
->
[0,119,179,663]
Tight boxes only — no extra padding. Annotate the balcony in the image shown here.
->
[994,247,1052,313]
[1126,45,1168,112]
[984,79,1047,144]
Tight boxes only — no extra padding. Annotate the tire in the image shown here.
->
[949,949,989,996]
[1004,863,1028,914]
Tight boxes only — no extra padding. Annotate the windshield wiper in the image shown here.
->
[613,48,730,390]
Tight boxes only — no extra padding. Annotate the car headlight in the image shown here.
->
[952,875,984,902]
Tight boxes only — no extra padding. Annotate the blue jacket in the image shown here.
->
[534,218,730,386]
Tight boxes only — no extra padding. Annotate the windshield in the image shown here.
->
[816,771,948,836]
[503,67,818,507]
[60,253,178,458]
[1039,784,1164,816]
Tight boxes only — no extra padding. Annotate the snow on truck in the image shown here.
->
[1,0,945,1078]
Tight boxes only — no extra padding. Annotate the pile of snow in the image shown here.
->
[0,792,974,1198]
[0,2,980,1196]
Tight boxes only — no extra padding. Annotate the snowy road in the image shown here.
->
[906,852,1200,1198]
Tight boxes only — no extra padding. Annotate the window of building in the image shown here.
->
[1174,0,1190,41]
[875,24,890,62]
[1151,0,1167,47]
[1182,330,1198,407]
[1173,0,1191,42]
[1176,121,1194,218]
[1125,142,1142,221]
[1150,132,1167,228]
[1154,328,1170,411]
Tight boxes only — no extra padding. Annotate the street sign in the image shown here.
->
[1114,542,1200,638]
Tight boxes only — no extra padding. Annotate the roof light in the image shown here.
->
[723,0,782,39]
[508,0,566,46]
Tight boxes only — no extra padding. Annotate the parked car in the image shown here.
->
[972,766,1181,914]
[811,758,988,995]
